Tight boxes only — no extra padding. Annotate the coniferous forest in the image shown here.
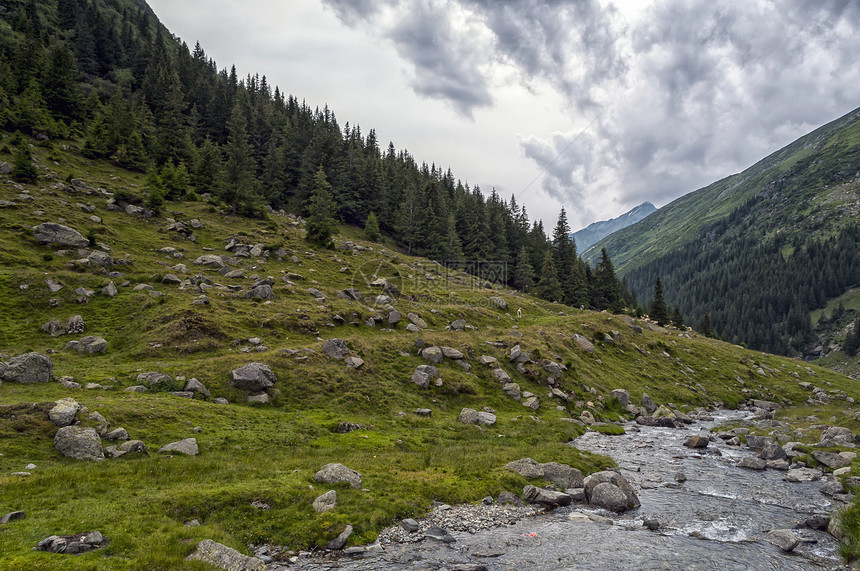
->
[0,0,632,313]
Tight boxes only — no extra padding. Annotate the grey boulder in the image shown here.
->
[522,485,572,508]
[186,539,266,571]
[314,463,362,489]
[159,438,199,456]
[583,471,640,512]
[32,223,89,248]
[313,490,337,513]
[48,398,81,427]
[230,363,276,393]
[65,335,107,354]
[322,338,349,359]
[2,352,52,384]
[54,426,104,461]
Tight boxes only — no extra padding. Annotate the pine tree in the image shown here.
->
[12,146,37,184]
[364,211,381,242]
[671,304,685,329]
[442,213,463,263]
[650,277,670,326]
[223,99,260,215]
[699,313,716,338]
[592,247,621,312]
[305,167,336,247]
[513,245,534,292]
[552,208,577,303]
[534,250,562,302]
[845,319,860,356]
[41,41,80,123]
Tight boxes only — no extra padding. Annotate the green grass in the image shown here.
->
[1,132,859,568]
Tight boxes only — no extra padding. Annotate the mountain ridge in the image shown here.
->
[572,201,656,252]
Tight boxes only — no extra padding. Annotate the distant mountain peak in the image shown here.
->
[572,202,657,252]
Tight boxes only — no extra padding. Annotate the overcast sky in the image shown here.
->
[147,0,860,231]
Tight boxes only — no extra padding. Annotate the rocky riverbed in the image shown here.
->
[272,410,851,570]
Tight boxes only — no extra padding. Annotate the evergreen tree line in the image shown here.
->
[625,214,860,355]
[0,0,633,311]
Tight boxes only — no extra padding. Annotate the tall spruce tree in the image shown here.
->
[535,250,562,302]
[223,99,259,215]
[552,208,577,303]
[513,245,535,292]
[305,167,336,247]
[364,211,381,242]
[650,277,670,326]
[699,313,716,338]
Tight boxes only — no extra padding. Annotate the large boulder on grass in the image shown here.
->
[313,463,362,489]
[32,223,89,248]
[49,398,81,427]
[1,352,53,384]
[159,438,199,456]
[230,363,276,392]
[54,426,104,461]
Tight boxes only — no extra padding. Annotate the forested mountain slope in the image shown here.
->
[587,107,860,356]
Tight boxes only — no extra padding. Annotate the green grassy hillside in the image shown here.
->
[0,134,858,569]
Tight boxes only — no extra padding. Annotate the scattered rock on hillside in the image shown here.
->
[573,334,595,354]
[1,352,52,384]
[184,378,211,398]
[458,408,496,426]
[322,338,349,359]
[41,319,65,337]
[411,365,439,389]
[505,458,544,479]
[66,335,107,354]
[0,511,25,525]
[612,389,630,407]
[66,315,85,334]
[313,490,337,513]
[159,438,199,456]
[245,284,275,300]
[230,363,276,393]
[54,426,104,461]
[489,296,507,310]
[449,319,466,331]
[36,531,108,555]
[407,313,428,329]
[101,282,118,297]
[104,428,129,441]
[49,398,81,427]
[32,222,89,248]
[186,539,267,571]
[193,255,225,269]
[314,463,362,489]
[118,440,147,454]
[441,347,464,359]
[344,356,364,369]
[421,346,444,364]
[137,372,172,387]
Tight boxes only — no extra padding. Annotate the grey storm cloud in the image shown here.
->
[321,0,859,224]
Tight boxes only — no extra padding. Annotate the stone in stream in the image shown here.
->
[522,485,572,508]
[758,441,787,461]
[737,457,767,470]
[683,435,709,448]
[766,529,799,552]
[784,468,821,482]
[401,518,420,533]
[424,526,456,543]
[186,539,266,570]
[583,471,640,512]
[812,450,852,470]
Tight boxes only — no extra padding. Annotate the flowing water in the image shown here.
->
[284,411,844,570]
